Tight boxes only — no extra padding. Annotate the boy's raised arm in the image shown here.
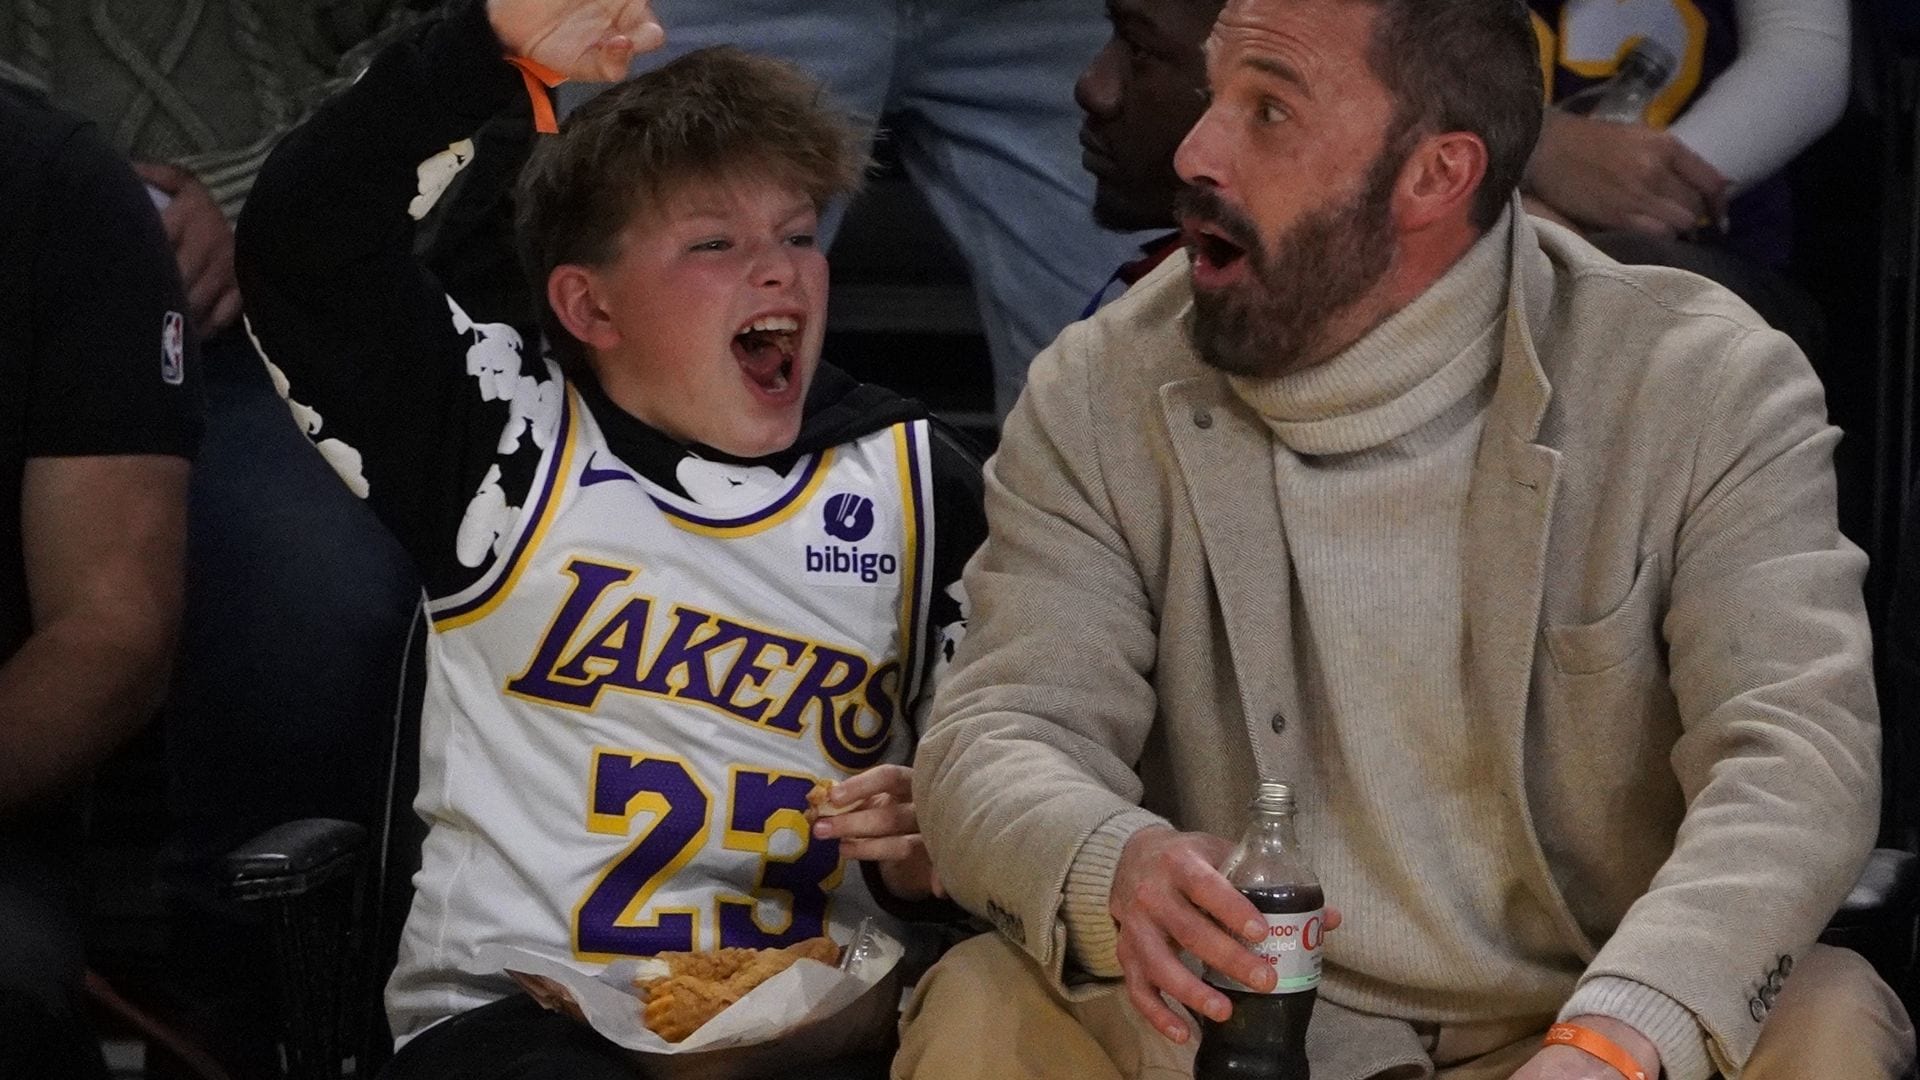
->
[232,0,591,590]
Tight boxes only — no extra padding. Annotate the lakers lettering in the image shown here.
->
[506,558,897,768]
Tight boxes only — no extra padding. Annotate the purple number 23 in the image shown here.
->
[575,752,841,958]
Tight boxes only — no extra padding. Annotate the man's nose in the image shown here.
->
[1174,105,1227,192]
[1074,39,1124,119]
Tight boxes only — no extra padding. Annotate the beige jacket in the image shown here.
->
[915,209,1879,1077]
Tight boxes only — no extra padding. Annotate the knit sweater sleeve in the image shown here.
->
[235,0,554,600]
[1563,976,1714,1080]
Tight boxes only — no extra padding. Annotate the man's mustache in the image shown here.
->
[1174,186,1262,259]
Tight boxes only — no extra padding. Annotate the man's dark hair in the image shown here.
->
[515,46,869,369]
[1364,0,1542,229]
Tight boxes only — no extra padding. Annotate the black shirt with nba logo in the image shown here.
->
[0,80,202,836]
[0,81,201,667]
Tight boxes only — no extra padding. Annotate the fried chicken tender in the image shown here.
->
[637,936,842,1042]
[803,780,849,825]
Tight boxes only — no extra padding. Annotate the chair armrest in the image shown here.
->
[222,818,368,902]
[1830,847,1920,928]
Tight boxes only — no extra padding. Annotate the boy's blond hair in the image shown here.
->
[515,47,870,368]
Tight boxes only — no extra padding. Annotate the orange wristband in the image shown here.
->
[1544,1023,1649,1080]
[504,56,567,134]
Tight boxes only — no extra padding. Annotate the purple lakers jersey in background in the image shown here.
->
[1529,0,1794,267]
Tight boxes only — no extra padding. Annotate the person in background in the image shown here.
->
[1521,0,1847,343]
[0,80,200,1079]
[896,0,1913,1075]
[1073,0,1221,315]
[1,10,431,1070]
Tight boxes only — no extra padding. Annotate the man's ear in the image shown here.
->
[1395,130,1488,232]
[547,264,620,352]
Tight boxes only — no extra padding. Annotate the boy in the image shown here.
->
[235,0,985,1075]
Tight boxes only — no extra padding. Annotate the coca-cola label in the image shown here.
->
[1204,909,1324,994]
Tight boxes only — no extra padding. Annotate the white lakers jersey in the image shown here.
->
[387,383,937,1040]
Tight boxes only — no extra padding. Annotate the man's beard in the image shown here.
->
[1179,147,1402,379]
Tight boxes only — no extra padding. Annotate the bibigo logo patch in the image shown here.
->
[805,491,896,585]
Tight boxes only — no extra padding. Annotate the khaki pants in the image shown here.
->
[894,935,1914,1080]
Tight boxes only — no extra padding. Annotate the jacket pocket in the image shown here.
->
[1545,553,1664,675]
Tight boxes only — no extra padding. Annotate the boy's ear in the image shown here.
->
[547,265,621,352]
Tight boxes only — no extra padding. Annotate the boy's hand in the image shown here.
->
[487,0,665,82]
[811,764,942,901]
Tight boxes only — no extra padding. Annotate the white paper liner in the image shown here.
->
[474,922,901,1053]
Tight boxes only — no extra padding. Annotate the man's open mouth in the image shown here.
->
[1185,222,1248,275]
[732,314,802,393]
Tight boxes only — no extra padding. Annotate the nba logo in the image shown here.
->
[160,311,185,386]
[823,493,875,542]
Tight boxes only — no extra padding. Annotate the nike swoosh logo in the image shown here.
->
[580,452,637,488]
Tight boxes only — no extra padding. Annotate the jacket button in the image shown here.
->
[1270,712,1287,734]
[1750,998,1767,1022]
[1778,954,1794,977]
[1192,407,1213,429]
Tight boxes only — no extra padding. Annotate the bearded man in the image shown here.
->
[893,0,1916,1077]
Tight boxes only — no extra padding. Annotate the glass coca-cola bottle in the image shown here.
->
[1194,781,1324,1080]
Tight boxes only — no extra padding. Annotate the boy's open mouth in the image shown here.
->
[732,314,802,394]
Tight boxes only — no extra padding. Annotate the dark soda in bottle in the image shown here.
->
[1194,781,1324,1080]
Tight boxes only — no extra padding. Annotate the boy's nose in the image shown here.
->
[754,242,798,288]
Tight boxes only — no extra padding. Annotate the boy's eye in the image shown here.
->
[786,233,817,249]
[691,238,732,253]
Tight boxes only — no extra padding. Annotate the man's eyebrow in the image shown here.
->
[1243,54,1313,99]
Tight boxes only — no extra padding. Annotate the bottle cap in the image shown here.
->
[1254,781,1296,814]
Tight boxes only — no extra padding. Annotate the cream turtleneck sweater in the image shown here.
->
[1061,210,1712,1079]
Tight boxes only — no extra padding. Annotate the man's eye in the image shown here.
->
[1257,100,1289,124]
[786,233,817,249]
[691,239,732,252]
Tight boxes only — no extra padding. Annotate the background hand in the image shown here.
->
[133,163,240,335]
[812,763,940,901]
[1524,111,1729,238]
[1507,1016,1660,1080]
[486,0,665,82]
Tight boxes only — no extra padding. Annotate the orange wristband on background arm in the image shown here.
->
[504,56,567,133]
[1544,1023,1649,1080]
